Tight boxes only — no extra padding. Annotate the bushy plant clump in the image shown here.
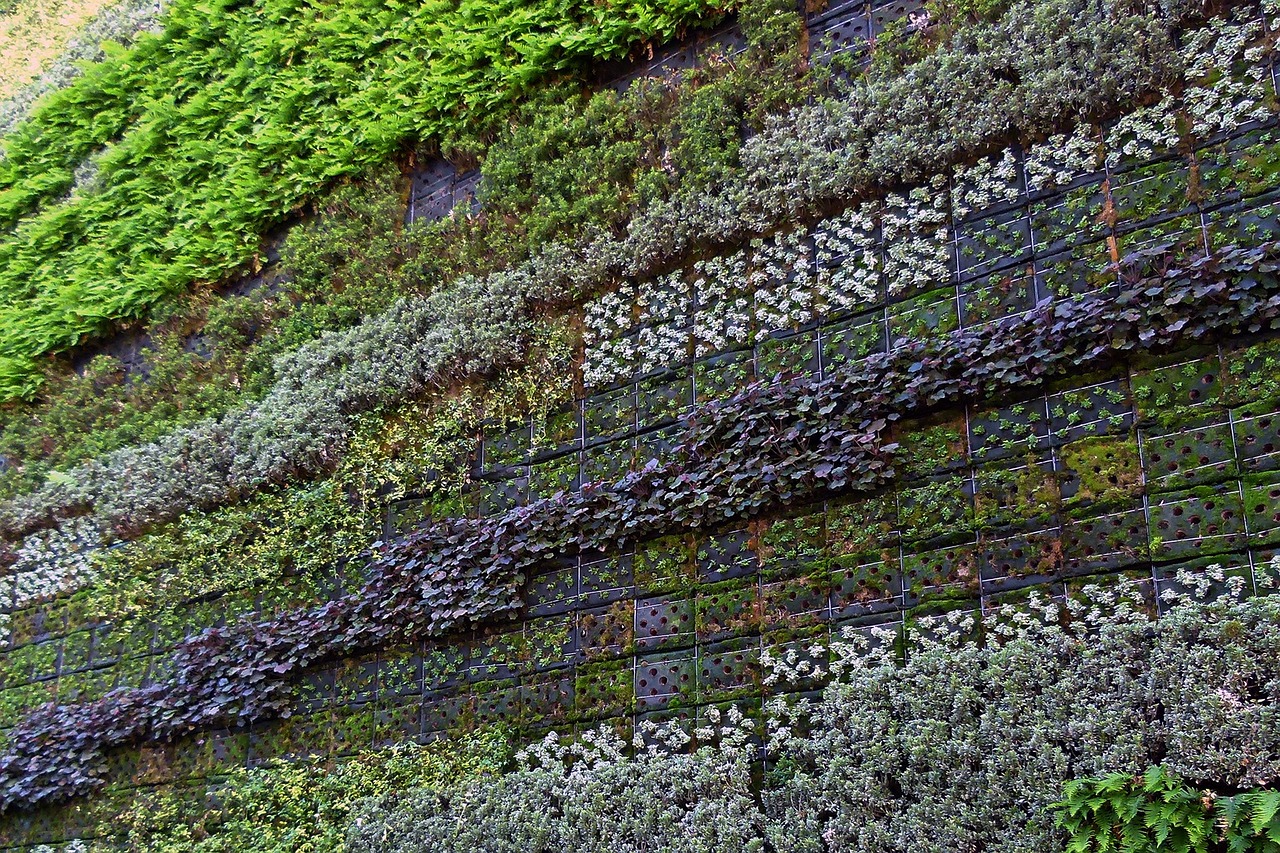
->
[1055,766,1280,853]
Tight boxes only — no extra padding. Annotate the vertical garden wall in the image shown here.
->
[2,0,1280,848]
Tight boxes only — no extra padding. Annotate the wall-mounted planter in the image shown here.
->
[869,0,926,36]
[905,601,981,651]
[903,543,980,605]
[808,3,871,61]
[532,406,581,462]
[634,534,696,593]
[758,512,826,579]
[1048,378,1132,444]
[518,671,573,727]
[761,575,831,628]
[375,650,423,701]
[332,705,378,756]
[973,454,1061,532]
[969,398,1050,463]
[1058,434,1144,510]
[959,266,1037,329]
[1149,486,1248,560]
[978,530,1065,595]
[634,424,683,470]
[1142,415,1237,493]
[335,654,379,704]
[1223,336,1280,410]
[580,552,634,607]
[635,594,695,651]
[1153,555,1255,614]
[1234,408,1280,474]
[480,421,531,471]
[761,628,830,693]
[573,661,632,720]
[525,560,579,617]
[1206,192,1280,251]
[577,601,634,661]
[892,412,968,481]
[581,436,633,488]
[584,385,636,445]
[1197,126,1280,203]
[821,312,886,376]
[957,209,1032,281]
[474,471,527,518]
[467,630,526,682]
[528,452,581,501]
[1244,472,1280,546]
[695,580,761,642]
[1030,181,1107,255]
[692,349,754,405]
[1061,504,1150,574]
[111,653,151,692]
[826,495,898,559]
[472,679,522,727]
[1114,212,1204,260]
[898,474,975,547]
[952,148,1026,223]
[421,689,474,738]
[1036,242,1113,300]
[693,296,753,360]
[1109,157,1192,228]
[634,648,696,711]
[696,529,756,584]
[191,728,249,778]
[57,630,91,675]
[524,615,575,671]
[421,643,467,693]
[637,369,694,430]
[697,637,760,703]
[755,328,820,382]
[887,287,959,345]
[1131,352,1225,426]
[373,698,423,748]
[830,551,901,618]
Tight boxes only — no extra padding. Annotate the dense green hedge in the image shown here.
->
[0,0,729,401]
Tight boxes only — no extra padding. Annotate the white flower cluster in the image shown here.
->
[952,148,1023,220]
[0,518,102,622]
[691,250,752,358]
[515,704,755,769]
[749,229,816,333]
[583,281,641,387]
[814,202,881,314]
[761,641,829,689]
[1180,13,1273,139]
[634,271,692,377]
[1025,126,1099,193]
[1104,95,1180,169]
[1158,558,1277,608]
[882,179,952,297]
